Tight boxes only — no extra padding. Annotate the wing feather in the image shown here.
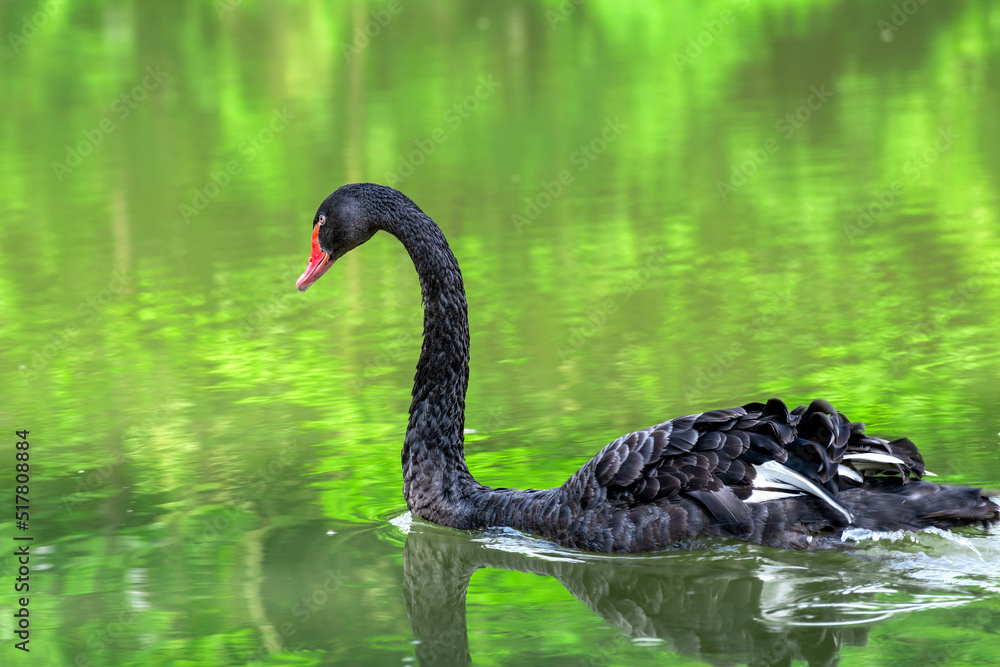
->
[562,398,936,540]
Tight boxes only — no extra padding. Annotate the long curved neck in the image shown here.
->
[381,205,478,525]
[376,191,558,533]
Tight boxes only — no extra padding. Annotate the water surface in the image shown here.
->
[2,1,1000,665]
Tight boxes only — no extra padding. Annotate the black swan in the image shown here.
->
[295,182,999,552]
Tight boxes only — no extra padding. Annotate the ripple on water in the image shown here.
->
[844,524,1000,593]
[388,512,1000,626]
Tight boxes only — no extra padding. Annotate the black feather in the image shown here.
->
[688,488,754,537]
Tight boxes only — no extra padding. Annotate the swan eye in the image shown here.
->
[318,214,326,226]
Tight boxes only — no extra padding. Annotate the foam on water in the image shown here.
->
[841,525,984,559]
[389,511,413,534]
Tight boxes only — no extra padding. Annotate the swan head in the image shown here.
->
[296,184,380,292]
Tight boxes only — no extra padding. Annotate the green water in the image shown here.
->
[2,0,1000,665]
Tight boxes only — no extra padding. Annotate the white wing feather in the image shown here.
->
[752,460,854,524]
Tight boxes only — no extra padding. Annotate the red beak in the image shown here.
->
[296,224,334,292]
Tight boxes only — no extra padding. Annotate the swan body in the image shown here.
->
[296,183,999,552]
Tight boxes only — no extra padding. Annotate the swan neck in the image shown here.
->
[383,207,478,524]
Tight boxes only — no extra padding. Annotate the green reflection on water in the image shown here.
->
[1,0,999,665]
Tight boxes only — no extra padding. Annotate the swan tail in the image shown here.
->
[841,480,1000,532]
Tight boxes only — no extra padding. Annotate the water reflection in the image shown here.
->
[390,512,1000,666]
[400,520,876,666]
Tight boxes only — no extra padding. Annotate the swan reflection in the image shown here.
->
[398,515,982,666]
